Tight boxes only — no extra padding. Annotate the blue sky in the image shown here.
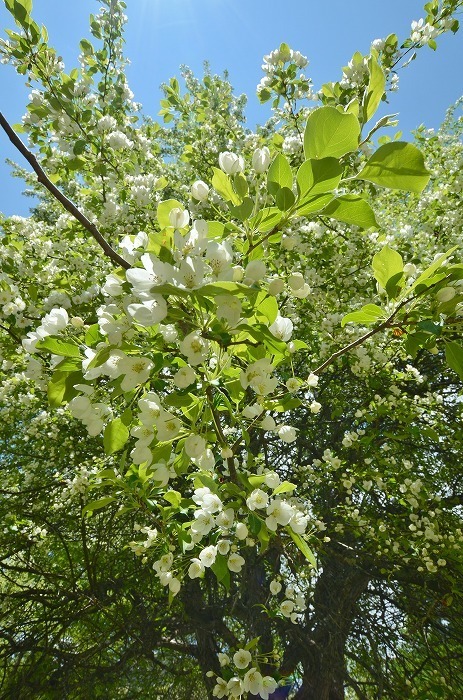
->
[0,0,462,216]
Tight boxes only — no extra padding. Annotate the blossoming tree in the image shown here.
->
[1,0,463,698]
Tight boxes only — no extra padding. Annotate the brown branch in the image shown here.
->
[313,295,415,375]
[0,111,130,270]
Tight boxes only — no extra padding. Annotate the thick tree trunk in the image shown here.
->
[292,554,370,700]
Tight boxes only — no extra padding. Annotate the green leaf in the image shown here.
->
[163,491,182,507]
[304,106,360,160]
[211,554,231,591]
[296,158,343,198]
[296,193,333,217]
[212,168,241,206]
[157,199,184,228]
[356,142,430,193]
[445,342,463,381]
[275,187,295,211]
[36,337,81,358]
[372,246,404,297]
[47,370,82,408]
[273,481,296,495]
[362,56,386,123]
[322,195,378,229]
[248,207,282,233]
[103,418,130,455]
[230,197,254,221]
[248,475,268,488]
[233,172,248,198]
[82,497,116,517]
[341,304,385,327]
[267,154,292,196]
[286,528,317,568]
[398,247,458,301]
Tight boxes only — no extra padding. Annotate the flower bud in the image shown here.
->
[169,207,190,229]
[252,147,271,173]
[218,151,244,175]
[191,180,209,201]
[268,278,285,295]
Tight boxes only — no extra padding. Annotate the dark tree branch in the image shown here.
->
[0,111,130,270]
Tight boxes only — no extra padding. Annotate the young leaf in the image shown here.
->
[212,168,241,206]
[296,158,343,198]
[362,56,386,123]
[372,246,404,296]
[103,418,130,455]
[304,106,360,160]
[36,337,81,358]
[322,195,378,229]
[356,142,430,193]
[286,528,317,568]
[267,154,293,197]
[341,304,385,327]
[445,342,463,381]
[157,199,185,228]
[82,497,116,517]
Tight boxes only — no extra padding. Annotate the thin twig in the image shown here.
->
[0,111,130,270]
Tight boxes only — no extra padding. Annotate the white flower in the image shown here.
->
[199,545,218,568]
[226,677,244,698]
[155,411,182,441]
[206,240,234,279]
[252,146,271,173]
[169,207,190,229]
[215,294,242,326]
[310,401,322,414]
[242,403,264,419]
[191,180,209,201]
[168,577,181,595]
[235,523,248,540]
[191,510,215,536]
[218,653,230,667]
[217,539,231,555]
[173,365,196,388]
[276,424,297,443]
[227,552,245,572]
[270,579,282,595]
[289,510,309,534]
[264,472,280,489]
[243,668,264,696]
[179,331,209,366]
[188,558,205,579]
[307,373,319,387]
[244,259,266,283]
[126,253,172,293]
[286,378,300,393]
[233,649,252,669]
[268,277,285,295]
[261,676,279,699]
[118,355,153,391]
[193,487,223,513]
[217,508,234,529]
[185,434,207,459]
[246,489,269,511]
[151,462,171,486]
[266,498,294,530]
[213,677,228,698]
[218,151,244,175]
[260,414,277,431]
[269,315,293,342]
[288,272,304,290]
[127,296,168,326]
[153,552,173,572]
[436,286,455,303]
[280,599,295,617]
